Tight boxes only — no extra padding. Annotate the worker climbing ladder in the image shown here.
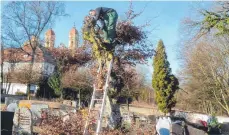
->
[83,57,114,135]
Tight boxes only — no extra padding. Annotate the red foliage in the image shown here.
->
[116,21,146,46]
[47,47,91,72]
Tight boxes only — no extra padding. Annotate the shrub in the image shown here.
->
[15,91,26,96]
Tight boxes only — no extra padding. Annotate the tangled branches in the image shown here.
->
[116,21,146,46]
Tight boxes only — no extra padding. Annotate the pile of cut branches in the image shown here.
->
[38,111,156,135]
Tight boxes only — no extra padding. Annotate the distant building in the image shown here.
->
[2,37,55,76]
[1,83,37,95]
[1,27,80,95]
[68,26,79,50]
[1,36,55,95]
[45,28,55,48]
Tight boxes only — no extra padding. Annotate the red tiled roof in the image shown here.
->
[2,44,55,64]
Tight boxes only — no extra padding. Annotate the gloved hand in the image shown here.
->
[91,17,96,25]
[94,25,100,33]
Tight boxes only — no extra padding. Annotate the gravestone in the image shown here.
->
[221,123,229,134]
[71,100,77,108]
[186,125,205,135]
[122,113,132,124]
[63,100,72,106]
[6,102,18,112]
[13,107,33,135]
[148,115,156,124]
[5,97,20,106]
[47,106,76,117]
[171,121,184,135]
[108,104,122,129]
[30,103,49,125]
[60,104,77,113]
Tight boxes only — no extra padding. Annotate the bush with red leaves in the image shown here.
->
[47,47,91,72]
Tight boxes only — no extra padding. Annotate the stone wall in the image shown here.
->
[172,110,229,123]
[120,105,162,116]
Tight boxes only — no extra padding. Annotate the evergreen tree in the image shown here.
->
[48,72,62,98]
[152,40,179,114]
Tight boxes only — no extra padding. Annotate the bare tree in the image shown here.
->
[178,35,229,116]
[2,1,66,99]
[109,63,147,112]
[47,46,91,99]
[62,67,94,108]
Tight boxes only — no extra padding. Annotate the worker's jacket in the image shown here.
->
[93,7,116,30]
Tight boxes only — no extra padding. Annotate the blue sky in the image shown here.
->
[1,1,213,81]
[48,1,212,80]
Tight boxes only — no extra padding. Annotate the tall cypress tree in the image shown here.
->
[152,40,179,114]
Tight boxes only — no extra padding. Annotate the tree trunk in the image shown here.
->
[78,89,81,109]
[60,89,63,99]
[27,48,36,100]
[6,82,11,94]
[59,71,63,99]
[27,83,31,100]
[126,98,129,114]
[1,44,3,93]
[43,87,45,99]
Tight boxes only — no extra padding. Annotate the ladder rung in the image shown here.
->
[95,89,103,91]
[91,109,100,111]
[93,99,103,101]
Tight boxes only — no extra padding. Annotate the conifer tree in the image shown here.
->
[152,40,179,114]
[48,72,62,98]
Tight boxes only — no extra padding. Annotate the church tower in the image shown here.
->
[45,29,55,48]
[69,25,79,50]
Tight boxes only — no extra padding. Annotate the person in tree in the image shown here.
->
[89,7,118,44]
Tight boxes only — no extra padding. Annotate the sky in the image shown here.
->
[48,1,212,81]
[1,1,213,82]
